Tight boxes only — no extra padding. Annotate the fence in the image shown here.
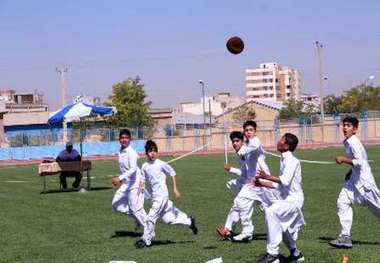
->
[1,116,380,161]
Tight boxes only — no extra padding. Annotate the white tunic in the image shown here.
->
[141,159,176,199]
[278,151,304,207]
[229,137,280,205]
[117,145,142,190]
[236,136,270,183]
[344,135,378,192]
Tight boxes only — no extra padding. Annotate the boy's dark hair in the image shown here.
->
[119,129,131,138]
[145,140,158,153]
[342,116,359,128]
[284,133,299,152]
[229,131,244,141]
[243,120,257,130]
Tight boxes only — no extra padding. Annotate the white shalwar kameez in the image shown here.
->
[111,145,147,228]
[141,159,191,246]
[224,137,280,236]
[337,135,380,236]
[266,151,305,256]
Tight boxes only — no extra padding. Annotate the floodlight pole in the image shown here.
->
[199,80,206,145]
[316,41,325,142]
[56,65,69,143]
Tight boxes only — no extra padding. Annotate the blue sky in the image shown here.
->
[0,0,379,110]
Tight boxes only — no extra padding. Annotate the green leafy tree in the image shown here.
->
[106,77,154,127]
[324,94,342,114]
[279,99,316,119]
[339,85,380,113]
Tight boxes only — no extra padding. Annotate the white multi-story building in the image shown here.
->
[245,62,300,102]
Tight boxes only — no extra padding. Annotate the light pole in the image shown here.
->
[315,41,325,122]
[199,80,206,128]
[56,66,68,107]
[316,41,326,142]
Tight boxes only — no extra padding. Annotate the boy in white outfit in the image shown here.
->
[329,116,380,249]
[111,129,147,231]
[217,122,278,242]
[255,133,305,263]
[135,140,198,248]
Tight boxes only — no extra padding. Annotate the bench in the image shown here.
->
[38,160,92,193]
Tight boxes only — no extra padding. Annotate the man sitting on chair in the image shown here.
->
[56,141,82,189]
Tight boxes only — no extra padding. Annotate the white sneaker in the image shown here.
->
[232,233,253,242]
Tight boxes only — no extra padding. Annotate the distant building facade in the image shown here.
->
[245,62,300,102]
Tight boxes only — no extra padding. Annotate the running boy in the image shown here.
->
[135,140,198,248]
[217,128,277,242]
[111,129,147,231]
[329,116,380,249]
[255,133,305,263]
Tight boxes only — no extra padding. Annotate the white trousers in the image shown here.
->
[337,184,380,236]
[143,197,191,245]
[112,184,147,228]
[265,200,305,255]
[224,184,258,235]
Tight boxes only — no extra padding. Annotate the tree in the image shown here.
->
[106,77,154,127]
[324,94,342,114]
[324,85,380,114]
[232,103,256,122]
[278,98,319,121]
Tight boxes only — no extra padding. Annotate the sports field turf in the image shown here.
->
[1,146,380,263]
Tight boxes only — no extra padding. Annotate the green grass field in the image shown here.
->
[1,146,380,263]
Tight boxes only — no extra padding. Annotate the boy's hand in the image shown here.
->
[335,156,348,164]
[251,177,260,187]
[256,170,269,180]
[112,176,121,186]
[224,164,231,172]
[173,188,181,199]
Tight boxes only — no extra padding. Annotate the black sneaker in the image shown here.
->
[135,239,150,249]
[329,235,353,249]
[256,253,280,263]
[189,216,198,235]
[287,252,305,262]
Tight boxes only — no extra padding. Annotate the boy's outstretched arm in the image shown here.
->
[224,163,242,177]
[335,156,353,165]
[256,170,281,184]
[171,176,181,199]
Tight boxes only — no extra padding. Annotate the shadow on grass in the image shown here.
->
[319,236,380,245]
[40,186,112,194]
[111,231,143,238]
[217,233,267,243]
[203,245,218,250]
[150,240,195,246]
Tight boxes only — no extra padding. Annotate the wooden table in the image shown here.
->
[38,160,92,193]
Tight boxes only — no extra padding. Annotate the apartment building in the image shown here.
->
[245,62,300,102]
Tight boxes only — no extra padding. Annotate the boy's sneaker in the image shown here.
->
[216,226,233,240]
[287,251,305,262]
[189,216,198,235]
[232,233,253,242]
[256,253,280,263]
[135,239,150,249]
[329,235,353,249]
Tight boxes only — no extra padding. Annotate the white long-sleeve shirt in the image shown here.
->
[118,145,142,190]
[232,136,270,184]
[344,135,377,190]
[141,159,176,199]
[279,151,304,207]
